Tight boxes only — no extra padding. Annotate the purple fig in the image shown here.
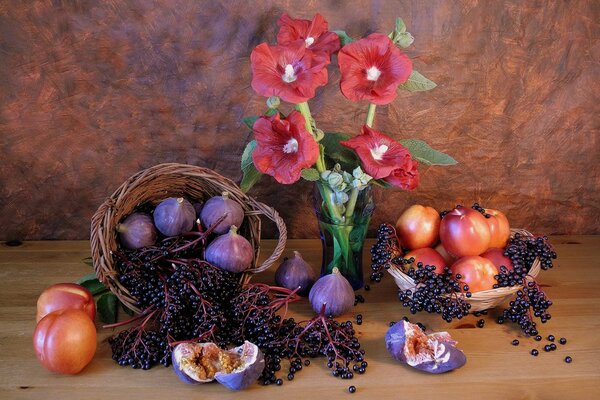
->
[172,341,264,390]
[116,212,157,249]
[385,320,466,374]
[275,251,316,296]
[309,267,354,317]
[205,225,253,273]
[200,192,244,235]
[153,197,196,236]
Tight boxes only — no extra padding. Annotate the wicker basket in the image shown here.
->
[387,229,541,312]
[90,163,287,314]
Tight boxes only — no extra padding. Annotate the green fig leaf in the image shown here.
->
[82,257,94,268]
[97,293,118,324]
[400,139,457,165]
[398,70,437,92]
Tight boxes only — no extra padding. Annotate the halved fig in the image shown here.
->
[172,341,264,390]
[385,320,466,374]
[215,341,265,390]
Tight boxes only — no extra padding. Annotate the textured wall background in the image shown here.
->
[0,0,598,240]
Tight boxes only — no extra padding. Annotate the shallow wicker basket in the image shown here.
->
[387,229,541,312]
[90,163,287,314]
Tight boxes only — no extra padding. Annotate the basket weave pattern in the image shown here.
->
[90,163,287,313]
[386,229,541,312]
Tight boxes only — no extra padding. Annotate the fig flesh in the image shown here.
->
[385,320,466,374]
[172,341,264,390]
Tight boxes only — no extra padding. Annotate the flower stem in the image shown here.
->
[366,103,376,127]
[297,102,315,137]
[344,188,359,221]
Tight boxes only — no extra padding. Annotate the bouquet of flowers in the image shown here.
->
[241,13,455,288]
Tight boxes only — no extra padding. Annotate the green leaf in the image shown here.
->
[82,257,93,268]
[400,139,457,166]
[371,179,393,188]
[301,168,320,181]
[395,32,414,48]
[121,302,135,316]
[240,140,263,192]
[76,273,98,285]
[398,70,437,92]
[265,108,278,117]
[321,132,359,170]
[242,116,259,130]
[395,17,407,33]
[97,293,118,324]
[79,277,108,296]
[334,30,353,46]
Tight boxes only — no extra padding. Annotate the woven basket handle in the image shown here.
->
[244,198,287,274]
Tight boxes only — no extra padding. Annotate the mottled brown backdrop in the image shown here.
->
[1,0,599,240]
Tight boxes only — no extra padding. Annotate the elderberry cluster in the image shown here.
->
[109,327,170,369]
[370,224,402,282]
[500,282,553,335]
[399,264,471,322]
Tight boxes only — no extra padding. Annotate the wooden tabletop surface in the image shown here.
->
[1,237,599,400]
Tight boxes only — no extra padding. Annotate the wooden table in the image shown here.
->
[1,238,599,400]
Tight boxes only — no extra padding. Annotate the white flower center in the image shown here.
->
[305,36,315,47]
[283,138,299,154]
[282,64,297,83]
[366,66,382,81]
[370,144,388,160]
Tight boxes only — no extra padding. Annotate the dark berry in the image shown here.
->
[531,349,539,356]
[548,335,555,342]
[512,339,519,346]
[534,335,542,341]
[559,337,567,345]
[349,386,356,393]
[565,356,572,363]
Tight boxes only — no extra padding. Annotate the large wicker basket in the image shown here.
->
[387,229,541,312]
[90,163,287,314]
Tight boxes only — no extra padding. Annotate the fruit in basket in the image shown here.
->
[275,250,317,296]
[434,242,457,266]
[116,212,157,249]
[451,256,498,292]
[33,309,97,374]
[395,205,440,250]
[404,248,447,273]
[309,267,354,317]
[205,225,254,272]
[481,247,513,272]
[172,341,265,390]
[385,320,466,374]
[153,197,196,236]
[36,283,96,322]
[200,192,245,235]
[480,207,510,248]
[440,206,491,257]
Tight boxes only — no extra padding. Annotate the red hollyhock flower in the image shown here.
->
[277,13,340,55]
[338,33,412,105]
[252,111,319,184]
[250,40,329,104]
[384,157,419,190]
[340,125,416,180]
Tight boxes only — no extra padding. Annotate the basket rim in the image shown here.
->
[90,163,288,313]
[386,228,542,310]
